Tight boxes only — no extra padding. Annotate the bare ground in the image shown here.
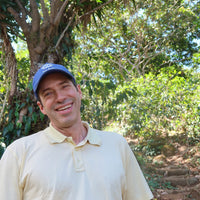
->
[127,137,200,200]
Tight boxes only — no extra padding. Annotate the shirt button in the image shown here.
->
[73,149,85,172]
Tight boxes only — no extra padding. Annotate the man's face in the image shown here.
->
[37,72,82,130]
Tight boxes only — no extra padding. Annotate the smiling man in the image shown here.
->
[0,63,153,200]
[36,71,86,144]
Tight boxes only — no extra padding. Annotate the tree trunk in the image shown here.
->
[1,25,18,104]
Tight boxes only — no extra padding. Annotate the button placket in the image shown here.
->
[72,147,85,172]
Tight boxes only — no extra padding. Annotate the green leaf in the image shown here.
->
[28,106,33,114]
[32,112,38,124]
[16,130,21,137]
[24,117,31,135]
[40,112,45,121]
[20,103,26,109]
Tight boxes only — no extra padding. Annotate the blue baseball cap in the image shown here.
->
[33,63,76,100]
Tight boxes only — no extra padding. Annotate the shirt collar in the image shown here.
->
[45,122,102,146]
[84,122,102,146]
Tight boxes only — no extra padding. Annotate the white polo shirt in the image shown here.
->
[0,122,153,200]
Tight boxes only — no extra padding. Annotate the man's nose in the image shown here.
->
[56,90,66,102]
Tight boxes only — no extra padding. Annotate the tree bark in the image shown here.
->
[1,25,18,104]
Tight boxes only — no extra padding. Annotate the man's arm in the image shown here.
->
[0,147,23,199]
[123,140,153,200]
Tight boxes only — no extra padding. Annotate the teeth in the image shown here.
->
[57,105,71,111]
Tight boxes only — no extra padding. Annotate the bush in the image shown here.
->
[117,67,200,144]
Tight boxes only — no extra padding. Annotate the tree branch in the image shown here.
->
[30,0,41,33]
[15,0,28,19]
[50,0,62,24]
[79,0,113,20]
[54,0,70,26]
[109,58,131,80]
[55,12,76,50]
[7,6,30,34]
[40,0,50,27]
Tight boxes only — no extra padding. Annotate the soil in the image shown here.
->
[127,137,200,200]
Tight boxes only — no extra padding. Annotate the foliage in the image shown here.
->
[72,0,200,76]
[0,58,48,147]
[68,1,200,149]
[145,173,177,192]
[0,55,8,126]
[71,49,200,153]
[113,67,200,155]
[0,140,5,158]
[17,58,30,89]
[0,83,48,146]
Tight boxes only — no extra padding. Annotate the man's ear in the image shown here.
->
[77,85,82,99]
[37,101,47,115]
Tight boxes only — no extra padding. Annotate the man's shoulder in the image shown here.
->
[92,128,127,145]
[6,128,48,151]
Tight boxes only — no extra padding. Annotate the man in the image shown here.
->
[0,63,153,200]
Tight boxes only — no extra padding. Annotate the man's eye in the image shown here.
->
[63,84,70,88]
[44,92,52,97]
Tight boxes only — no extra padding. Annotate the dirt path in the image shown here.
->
[127,138,200,200]
[151,144,200,200]
[153,165,200,199]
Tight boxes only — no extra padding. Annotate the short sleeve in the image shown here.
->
[0,146,23,200]
[123,140,153,200]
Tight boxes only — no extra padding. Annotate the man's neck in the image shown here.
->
[52,122,88,144]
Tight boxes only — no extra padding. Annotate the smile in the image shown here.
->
[56,104,72,111]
